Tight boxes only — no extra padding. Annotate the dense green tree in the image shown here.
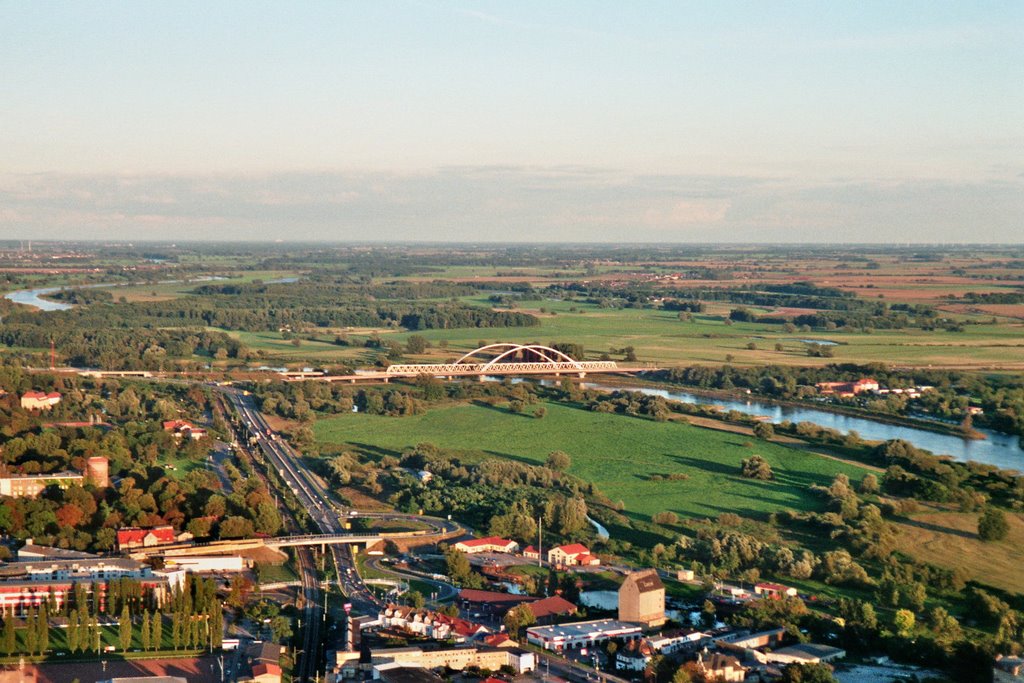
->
[119,605,133,652]
[503,604,536,638]
[25,610,38,656]
[2,617,13,657]
[778,662,838,683]
[67,610,80,653]
[152,612,163,651]
[978,507,1010,541]
[894,609,916,638]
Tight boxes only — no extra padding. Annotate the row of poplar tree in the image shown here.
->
[0,575,224,657]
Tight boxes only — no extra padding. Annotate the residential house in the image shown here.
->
[698,652,746,683]
[162,420,207,440]
[378,604,490,643]
[482,633,517,648]
[647,628,709,655]
[525,595,577,624]
[116,525,181,551]
[20,391,61,411]
[815,378,878,398]
[616,639,654,672]
[753,582,798,599]
[522,546,540,560]
[452,536,519,554]
[457,588,536,618]
[547,544,599,567]
[239,663,282,683]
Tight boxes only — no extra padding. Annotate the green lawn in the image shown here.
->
[314,400,871,521]
[198,291,1024,370]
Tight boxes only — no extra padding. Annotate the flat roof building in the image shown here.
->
[526,618,642,652]
[767,643,846,664]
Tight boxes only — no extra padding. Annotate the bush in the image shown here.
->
[741,455,773,480]
[546,450,571,471]
[652,511,679,526]
[978,506,1010,541]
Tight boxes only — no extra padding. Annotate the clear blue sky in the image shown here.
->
[1,1,1021,242]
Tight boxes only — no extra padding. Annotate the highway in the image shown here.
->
[221,389,463,680]
[223,390,335,683]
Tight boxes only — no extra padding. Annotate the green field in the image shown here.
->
[218,292,1024,370]
[314,400,871,521]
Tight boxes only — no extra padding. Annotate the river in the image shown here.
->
[3,286,75,311]
[585,382,1024,471]
[1,275,256,312]
[7,279,1022,471]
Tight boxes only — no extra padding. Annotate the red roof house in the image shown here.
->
[117,525,178,550]
[754,582,798,599]
[453,536,520,554]
[21,391,61,411]
[162,419,208,440]
[548,544,600,567]
[483,633,517,648]
[526,595,578,623]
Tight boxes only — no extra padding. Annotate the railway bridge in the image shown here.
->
[291,343,657,383]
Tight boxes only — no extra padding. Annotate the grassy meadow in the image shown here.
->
[892,507,1024,594]
[224,294,1024,371]
[314,400,872,522]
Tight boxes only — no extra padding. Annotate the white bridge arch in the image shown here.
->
[385,342,620,378]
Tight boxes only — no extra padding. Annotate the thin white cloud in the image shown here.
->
[0,167,1020,243]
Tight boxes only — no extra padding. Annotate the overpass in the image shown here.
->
[130,529,445,559]
[285,343,657,382]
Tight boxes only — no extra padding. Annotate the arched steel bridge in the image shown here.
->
[293,343,656,382]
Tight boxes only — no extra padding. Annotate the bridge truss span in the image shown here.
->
[385,359,620,377]
[301,343,657,382]
[386,343,624,378]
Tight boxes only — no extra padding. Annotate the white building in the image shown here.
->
[163,555,247,573]
[6,557,152,582]
[648,629,709,654]
[526,619,642,652]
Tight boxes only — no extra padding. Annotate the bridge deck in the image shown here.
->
[290,364,656,383]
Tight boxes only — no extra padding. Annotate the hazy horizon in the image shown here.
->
[2,2,1022,243]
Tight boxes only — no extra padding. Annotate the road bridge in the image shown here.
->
[130,529,440,559]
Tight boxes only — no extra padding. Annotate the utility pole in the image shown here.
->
[537,515,542,569]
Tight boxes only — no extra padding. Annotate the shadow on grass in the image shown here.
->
[689,502,775,521]
[896,516,977,540]
[470,399,536,418]
[666,454,737,476]
[481,450,538,466]
[345,441,402,459]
